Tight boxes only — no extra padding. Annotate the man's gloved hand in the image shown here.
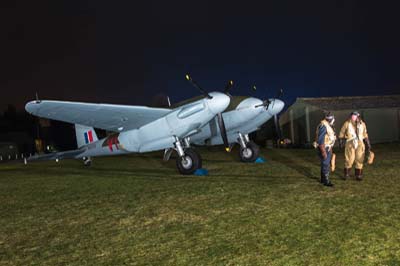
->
[339,139,344,149]
[364,138,372,151]
[319,144,327,160]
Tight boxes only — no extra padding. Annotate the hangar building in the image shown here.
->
[279,95,400,146]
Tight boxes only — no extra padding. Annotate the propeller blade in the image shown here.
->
[274,114,283,140]
[276,88,284,99]
[185,74,212,99]
[270,89,283,109]
[252,85,272,109]
[255,99,271,109]
[217,112,230,152]
[224,80,234,94]
[35,91,41,103]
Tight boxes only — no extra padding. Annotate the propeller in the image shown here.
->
[224,80,234,96]
[255,87,284,109]
[220,80,234,151]
[276,88,284,98]
[184,74,231,151]
[35,91,41,103]
[273,113,283,140]
[253,85,272,108]
[254,85,271,108]
[217,112,230,151]
[271,88,283,107]
[185,74,212,99]
[251,86,284,142]
[255,99,272,109]
[273,89,284,143]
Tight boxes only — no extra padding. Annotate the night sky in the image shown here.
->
[1,0,399,111]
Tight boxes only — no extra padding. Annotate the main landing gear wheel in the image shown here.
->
[239,141,260,162]
[176,148,202,175]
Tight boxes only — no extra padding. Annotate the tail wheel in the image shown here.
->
[239,141,260,162]
[176,148,201,175]
[83,157,92,167]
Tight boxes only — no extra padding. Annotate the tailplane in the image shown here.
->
[75,124,98,148]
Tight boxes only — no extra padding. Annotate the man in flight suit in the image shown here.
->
[315,112,336,187]
[339,111,372,180]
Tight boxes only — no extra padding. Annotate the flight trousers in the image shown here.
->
[345,140,365,170]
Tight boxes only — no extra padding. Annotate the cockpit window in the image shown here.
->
[177,103,205,119]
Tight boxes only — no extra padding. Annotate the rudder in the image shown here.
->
[75,124,98,148]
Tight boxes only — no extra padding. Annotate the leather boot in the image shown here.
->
[343,168,350,180]
[321,174,334,187]
[355,168,363,181]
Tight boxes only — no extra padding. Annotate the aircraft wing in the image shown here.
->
[25,100,172,131]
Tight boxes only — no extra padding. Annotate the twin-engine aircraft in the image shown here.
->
[25,75,284,174]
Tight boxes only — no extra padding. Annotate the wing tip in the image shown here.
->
[25,100,41,114]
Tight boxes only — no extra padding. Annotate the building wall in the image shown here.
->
[362,108,399,143]
[0,143,19,157]
[280,104,400,145]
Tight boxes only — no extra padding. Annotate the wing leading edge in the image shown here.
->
[25,100,172,131]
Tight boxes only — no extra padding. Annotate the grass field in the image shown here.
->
[1,143,400,265]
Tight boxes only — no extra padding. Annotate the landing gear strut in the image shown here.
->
[237,133,259,162]
[174,137,202,175]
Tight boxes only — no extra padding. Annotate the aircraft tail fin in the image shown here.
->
[75,124,98,148]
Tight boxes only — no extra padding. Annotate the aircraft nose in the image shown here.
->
[269,99,285,115]
[207,92,231,114]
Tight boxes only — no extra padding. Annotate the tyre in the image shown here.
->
[176,148,201,175]
[239,141,260,162]
[83,157,92,167]
[193,148,202,169]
